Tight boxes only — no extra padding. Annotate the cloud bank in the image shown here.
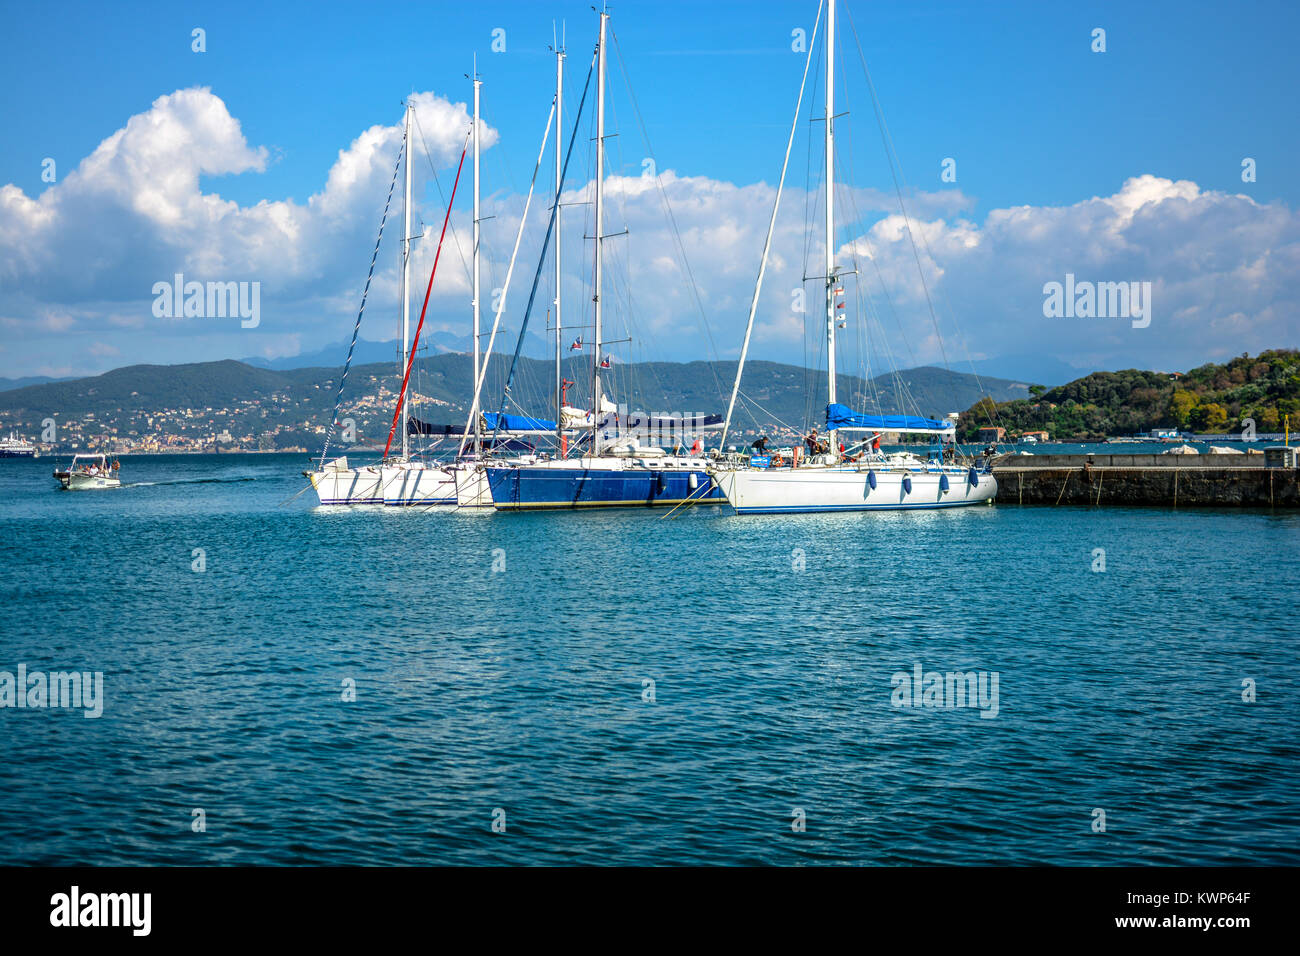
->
[0,87,1294,383]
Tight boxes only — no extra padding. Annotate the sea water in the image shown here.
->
[0,453,1296,864]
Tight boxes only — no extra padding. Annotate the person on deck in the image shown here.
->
[804,429,820,456]
[751,436,769,453]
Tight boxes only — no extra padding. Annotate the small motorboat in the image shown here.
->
[53,453,121,490]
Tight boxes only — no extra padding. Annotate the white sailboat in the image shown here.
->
[379,99,456,506]
[310,455,383,505]
[307,104,416,506]
[309,97,470,507]
[709,0,997,514]
[389,69,565,508]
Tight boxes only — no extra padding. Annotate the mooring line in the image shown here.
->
[662,478,716,520]
[1054,469,1072,506]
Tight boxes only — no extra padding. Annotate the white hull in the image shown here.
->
[453,462,494,508]
[379,462,457,506]
[57,473,120,490]
[712,462,997,514]
[308,463,383,505]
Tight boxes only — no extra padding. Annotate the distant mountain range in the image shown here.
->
[0,339,1079,394]
[0,374,70,393]
[966,352,1093,386]
[248,334,1078,387]
[239,331,483,371]
[0,353,1030,449]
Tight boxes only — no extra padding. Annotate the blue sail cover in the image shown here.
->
[482,412,557,432]
[824,403,953,434]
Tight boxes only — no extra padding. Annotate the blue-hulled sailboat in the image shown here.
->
[483,9,724,510]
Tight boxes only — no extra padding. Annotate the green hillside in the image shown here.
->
[957,349,1300,441]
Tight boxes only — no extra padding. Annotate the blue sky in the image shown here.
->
[1,0,1297,384]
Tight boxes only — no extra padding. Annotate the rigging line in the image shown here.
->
[737,388,803,437]
[838,206,924,424]
[472,53,596,453]
[800,36,822,307]
[834,34,972,438]
[833,70,883,415]
[465,93,561,455]
[412,110,475,291]
[720,0,823,451]
[843,7,953,381]
[477,95,559,448]
[383,129,471,459]
[602,91,671,424]
[609,29,727,406]
[845,9,1002,436]
[836,192,932,427]
[320,137,404,468]
[834,65,921,392]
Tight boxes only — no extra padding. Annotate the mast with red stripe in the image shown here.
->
[383,128,470,460]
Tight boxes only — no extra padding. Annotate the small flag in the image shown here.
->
[690,438,702,455]
[837,302,845,309]
[833,287,844,295]
[570,336,583,351]
[600,356,612,368]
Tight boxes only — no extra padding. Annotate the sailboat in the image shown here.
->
[452,53,573,509]
[307,99,469,506]
[709,0,997,514]
[483,9,724,510]
[378,101,459,506]
[306,113,410,506]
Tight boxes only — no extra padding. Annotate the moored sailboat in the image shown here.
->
[709,0,996,515]
[306,108,414,506]
[483,10,724,511]
[307,99,470,506]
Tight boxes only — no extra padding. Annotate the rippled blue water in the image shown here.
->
[1,453,1296,865]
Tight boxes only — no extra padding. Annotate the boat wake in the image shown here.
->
[125,475,263,488]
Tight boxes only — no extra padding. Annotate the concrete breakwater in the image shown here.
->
[991,454,1300,507]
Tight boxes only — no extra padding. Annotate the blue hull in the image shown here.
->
[486,465,723,510]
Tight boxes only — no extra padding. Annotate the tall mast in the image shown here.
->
[401,101,413,461]
[718,1,822,454]
[554,41,565,457]
[824,0,837,422]
[472,66,483,456]
[592,11,607,454]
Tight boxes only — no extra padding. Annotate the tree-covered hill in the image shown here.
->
[957,349,1300,441]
